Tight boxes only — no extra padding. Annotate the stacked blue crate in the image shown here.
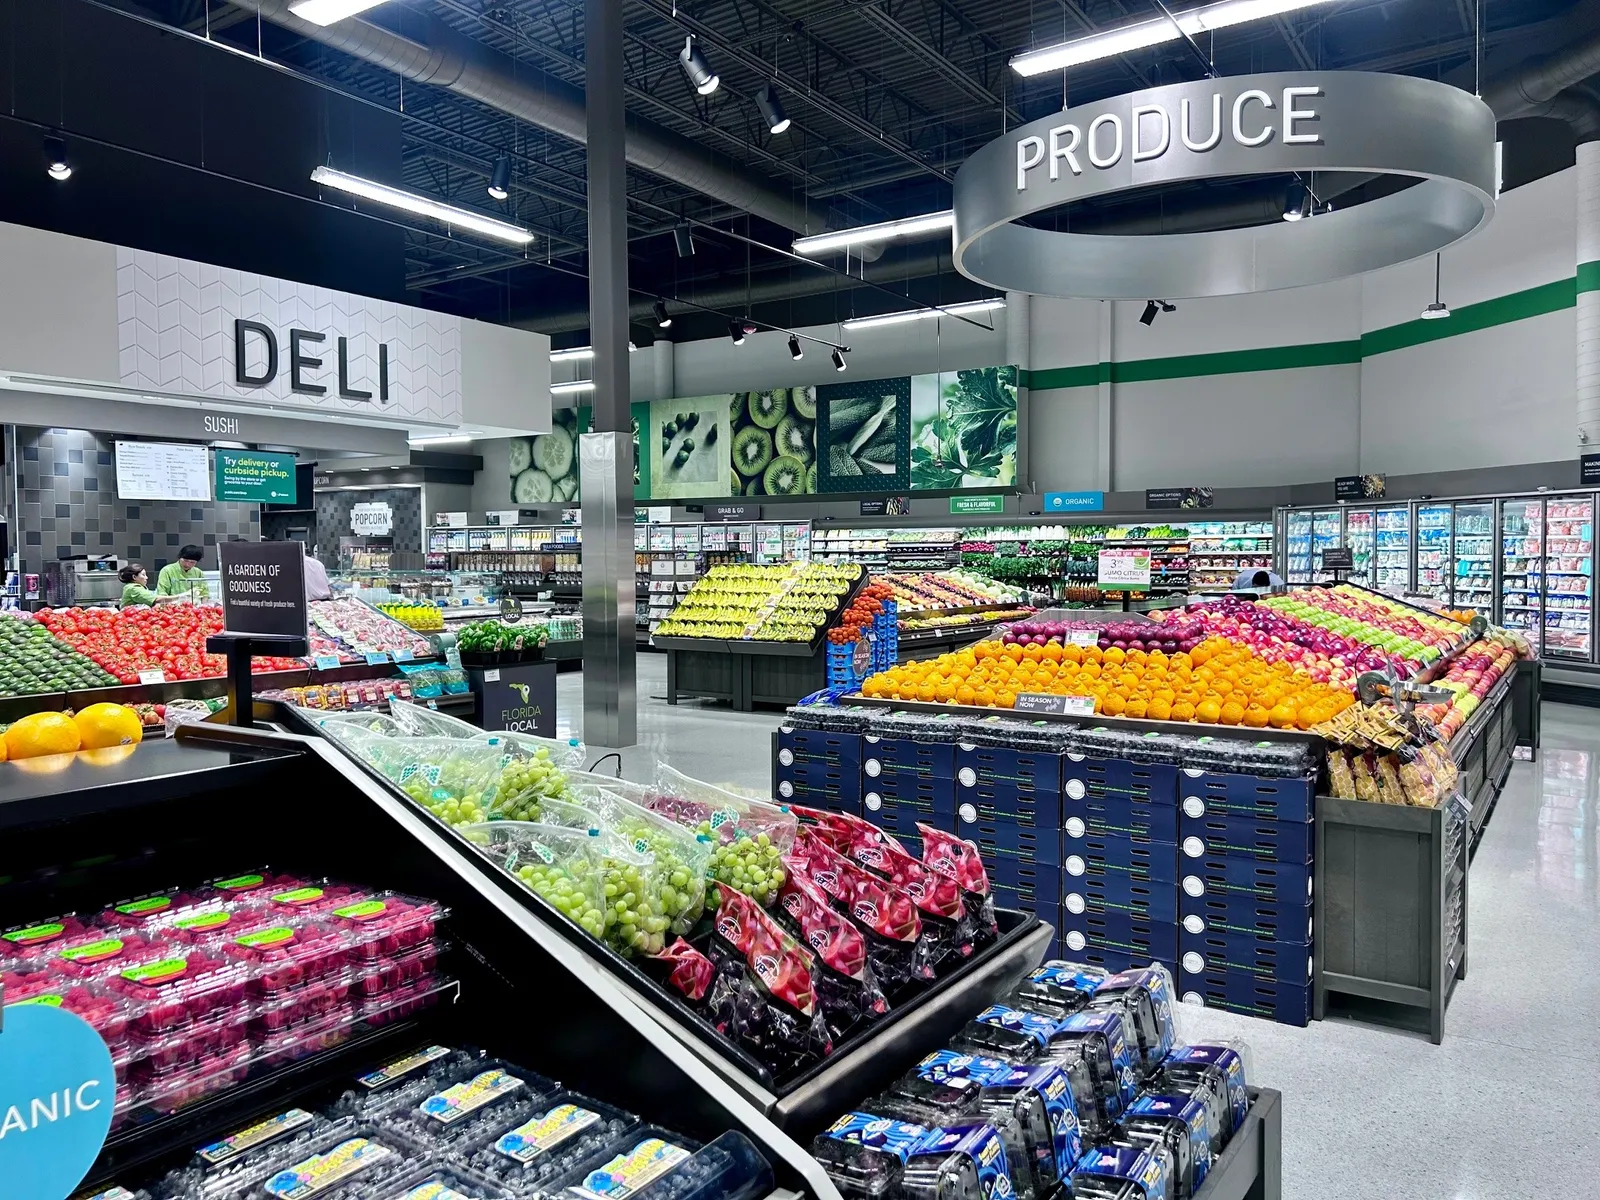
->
[1175,764,1316,1027]
[953,741,1064,957]
[872,600,900,671]
[1060,755,1179,975]
[775,725,864,816]
[860,732,956,845]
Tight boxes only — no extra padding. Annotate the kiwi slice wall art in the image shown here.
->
[816,377,911,494]
[727,388,817,496]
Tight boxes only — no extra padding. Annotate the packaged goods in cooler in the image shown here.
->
[911,1052,1085,1192]
[811,1113,1018,1200]
[1071,1142,1175,1200]
[463,822,609,940]
[336,1049,549,1121]
[390,1064,561,1154]
[1011,961,1109,1019]
[1088,966,1177,1078]
[1117,1094,1212,1200]
[565,783,714,934]
[0,912,94,962]
[1152,1042,1251,1151]
[221,912,351,996]
[467,1092,642,1194]
[1,965,142,1063]
[175,1119,429,1199]
[188,869,311,910]
[352,736,522,827]
[323,891,446,960]
[475,728,589,770]
[955,1006,1138,1132]
[705,886,833,1073]
[916,825,999,944]
[774,871,889,1037]
[871,1075,1037,1200]
[309,597,436,660]
[844,831,978,971]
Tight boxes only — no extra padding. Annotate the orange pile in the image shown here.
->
[860,635,1355,729]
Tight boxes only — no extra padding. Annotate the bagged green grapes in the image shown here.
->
[387,698,484,739]
[461,821,608,938]
[567,780,714,933]
[645,764,797,907]
[355,736,508,826]
[474,728,587,769]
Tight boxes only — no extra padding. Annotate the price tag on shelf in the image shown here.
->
[365,652,390,666]
[137,669,166,685]
[1067,630,1099,647]
[484,668,501,682]
[312,655,341,671]
[393,649,415,662]
[1061,695,1096,715]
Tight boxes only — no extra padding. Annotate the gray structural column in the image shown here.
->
[1578,141,1600,450]
[580,0,636,748]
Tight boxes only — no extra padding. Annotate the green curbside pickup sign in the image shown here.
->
[215,450,298,504]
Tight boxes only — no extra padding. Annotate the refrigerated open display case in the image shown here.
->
[1415,503,1452,601]
[1452,502,1495,611]
[1346,509,1375,585]
[1311,509,1342,581]
[1284,510,1314,582]
[1372,506,1412,593]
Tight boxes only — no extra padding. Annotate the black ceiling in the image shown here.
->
[0,0,1595,348]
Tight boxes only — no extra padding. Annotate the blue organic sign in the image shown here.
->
[0,1003,117,1199]
[1043,491,1105,512]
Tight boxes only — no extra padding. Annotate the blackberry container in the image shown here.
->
[1011,961,1110,1019]
[1088,967,1177,1080]
[1071,1142,1175,1200]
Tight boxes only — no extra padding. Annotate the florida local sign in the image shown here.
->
[952,72,1497,299]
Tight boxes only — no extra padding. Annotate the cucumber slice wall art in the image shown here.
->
[509,407,586,505]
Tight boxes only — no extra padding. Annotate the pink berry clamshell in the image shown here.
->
[322,891,447,961]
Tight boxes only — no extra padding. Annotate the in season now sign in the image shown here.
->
[215,450,297,504]
[1098,547,1152,590]
[219,541,308,638]
[950,494,1005,515]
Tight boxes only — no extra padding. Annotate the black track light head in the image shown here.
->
[679,35,720,96]
[1140,300,1159,326]
[487,155,511,201]
[44,135,71,182]
[788,335,803,360]
[755,83,791,135]
[831,347,847,372]
[673,223,695,257]
[728,318,746,346]
[654,299,673,329]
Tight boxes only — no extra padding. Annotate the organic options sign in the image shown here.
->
[219,540,308,638]
[215,449,297,503]
[0,1002,117,1199]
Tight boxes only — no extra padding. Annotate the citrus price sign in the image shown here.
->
[1098,548,1152,590]
[0,1002,117,1198]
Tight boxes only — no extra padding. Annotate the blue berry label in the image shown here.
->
[1075,1143,1171,1200]
[421,1070,525,1124]
[495,1103,602,1164]
[1129,1095,1211,1192]
[974,1005,1060,1048]
[265,1138,393,1198]
[822,1113,929,1162]
[198,1108,315,1165]
[918,1124,1015,1200]
[358,1045,451,1091]
[917,1050,1017,1085]
[573,1138,692,1200]
[1028,963,1106,998]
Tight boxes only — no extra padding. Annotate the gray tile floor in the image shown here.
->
[557,657,1600,1198]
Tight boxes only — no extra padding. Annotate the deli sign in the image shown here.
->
[234,320,393,403]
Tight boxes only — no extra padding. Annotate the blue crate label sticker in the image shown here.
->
[1181,837,1206,859]
[1064,855,1085,877]
[1181,795,1207,819]
[778,747,795,766]
[1064,778,1086,800]
[1064,893,1086,915]
[572,1138,693,1200]
[823,1113,929,1161]
[265,1138,393,1198]
[919,1124,1015,1200]
[1181,876,1206,898]
[1075,1144,1171,1200]
[1181,914,1206,935]
[357,1045,452,1091]
[1130,1096,1211,1190]
[198,1108,315,1164]
[957,766,978,788]
[494,1103,602,1163]
[1170,1045,1248,1127]
[917,1050,1017,1086]
[313,655,342,670]
[420,1070,525,1123]
[974,1005,1060,1049]
[397,1183,471,1200]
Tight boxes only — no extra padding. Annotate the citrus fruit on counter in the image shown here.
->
[74,703,144,750]
[4,711,82,759]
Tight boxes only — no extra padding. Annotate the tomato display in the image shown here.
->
[36,606,302,684]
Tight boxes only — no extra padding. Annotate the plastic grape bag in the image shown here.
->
[642,937,717,1006]
[475,727,588,770]
[846,834,979,974]
[351,735,508,826]
[917,824,999,945]
[386,698,483,739]
[565,782,713,934]
[775,870,889,1039]
[646,764,797,906]
[567,770,654,806]
[586,826,673,958]
[488,743,579,823]
[460,822,608,939]
[302,710,409,740]
[706,887,832,1075]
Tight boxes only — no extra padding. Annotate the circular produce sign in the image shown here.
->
[952,71,1497,298]
[0,1002,117,1199]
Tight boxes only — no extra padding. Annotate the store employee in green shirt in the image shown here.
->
[156,544,210,600]
[119,563,187,608]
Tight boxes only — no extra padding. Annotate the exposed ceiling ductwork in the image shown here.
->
[227,0,826,235]
[1482,27,1600,143]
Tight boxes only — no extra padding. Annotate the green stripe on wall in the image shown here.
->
[1021,264,1595,392]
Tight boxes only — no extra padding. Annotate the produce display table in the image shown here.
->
[657,636,832,711]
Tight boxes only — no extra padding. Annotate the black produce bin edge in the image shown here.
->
[1192,1088,1282,1200]
[280,706,1054,1134]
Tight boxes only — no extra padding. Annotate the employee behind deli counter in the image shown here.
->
[157,544,211,600]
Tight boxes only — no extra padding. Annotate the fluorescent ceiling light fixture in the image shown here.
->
[552,381,596,395]
[289,0,391,27]
[408,434,476,445]
[549,347,595,363]
[1010,0,1340,76]
[793,210,954,257]
[841,297,1006,331]
[310,166,534,245]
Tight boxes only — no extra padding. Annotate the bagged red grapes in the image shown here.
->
[917,825,999,944]
[845,833,979,973]
[644,937,716,1006]
[775,871,888,1039]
